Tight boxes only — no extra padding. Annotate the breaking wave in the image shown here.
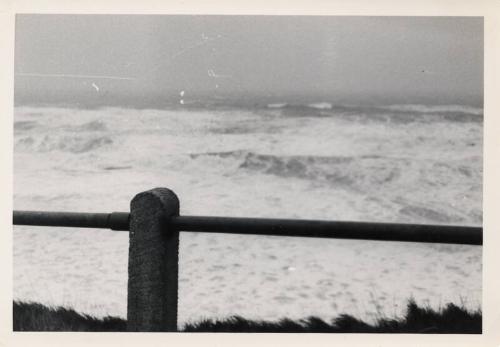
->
[192,150,391,190]
[265,102,483,122]
[379,104,483,115]
[307,102,333,110]
[14,121,39,131]
[70,120,108,132]
[15,134,113,153]
[189,150,480,193]
[266,103,288,109]
[188,150,481,224]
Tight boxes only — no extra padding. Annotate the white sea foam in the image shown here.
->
[267,103,288,109]
[307,102,333,110]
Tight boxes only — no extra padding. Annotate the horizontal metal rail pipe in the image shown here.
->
[13,210,482,245]
[13,210,130,231]
[170,216,482,245]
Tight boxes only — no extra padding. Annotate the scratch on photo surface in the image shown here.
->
[16,72,136,81]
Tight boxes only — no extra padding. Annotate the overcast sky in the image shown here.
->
[14,15,483,107]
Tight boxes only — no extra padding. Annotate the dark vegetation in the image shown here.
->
[13,300,481,333]
[13,301,127,332]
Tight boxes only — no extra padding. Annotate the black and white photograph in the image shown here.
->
[11,13,486,335]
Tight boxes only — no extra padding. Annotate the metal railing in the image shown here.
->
[13,187,483,332]
[13,210,482,245]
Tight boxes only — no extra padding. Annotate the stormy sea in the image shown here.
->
[13,102,482,327]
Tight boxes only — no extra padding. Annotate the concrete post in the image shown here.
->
[127,188,180,332]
